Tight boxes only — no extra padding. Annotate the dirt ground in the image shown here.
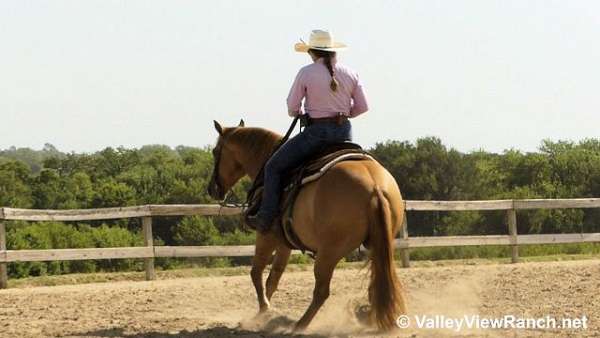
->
[1,259,599,338]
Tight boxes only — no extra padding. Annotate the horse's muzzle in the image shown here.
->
[207,179,225,200]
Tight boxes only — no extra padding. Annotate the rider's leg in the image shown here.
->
[254,131,320,226]
[250,120,353,231]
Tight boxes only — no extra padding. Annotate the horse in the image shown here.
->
[207,119,407,332]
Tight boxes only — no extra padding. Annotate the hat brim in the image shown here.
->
[294,42,347,53]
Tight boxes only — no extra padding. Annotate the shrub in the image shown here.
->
[6,222,143,278]
[172,216,222,246]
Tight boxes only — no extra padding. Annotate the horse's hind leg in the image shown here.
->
[251,232,277,313]
[294,252,340,332]
[266,245,291,300]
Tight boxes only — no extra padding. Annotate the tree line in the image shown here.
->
[1,137,600,277]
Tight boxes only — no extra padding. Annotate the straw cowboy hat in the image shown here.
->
[294,29,347,52]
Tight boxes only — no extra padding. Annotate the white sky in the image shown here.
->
[1,0,599,153]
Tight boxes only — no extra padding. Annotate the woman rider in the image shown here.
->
[247,29,369,232]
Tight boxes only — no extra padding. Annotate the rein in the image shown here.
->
[281,115,301,146]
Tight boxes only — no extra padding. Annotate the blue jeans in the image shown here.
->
[258,120,353,219]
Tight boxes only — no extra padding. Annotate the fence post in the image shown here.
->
[0,221,7,289]
[399,214,410,268]
[507,208,519,263]
[142,216,156,280]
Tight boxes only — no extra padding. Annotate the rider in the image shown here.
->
[247,29,369,232]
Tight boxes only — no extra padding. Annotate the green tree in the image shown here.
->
[0,160,33,208]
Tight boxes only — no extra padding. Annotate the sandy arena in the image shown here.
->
[1,259,599,337]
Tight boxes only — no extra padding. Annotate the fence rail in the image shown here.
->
[1,198,600,289]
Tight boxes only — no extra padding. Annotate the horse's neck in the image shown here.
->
[236,131,282,180]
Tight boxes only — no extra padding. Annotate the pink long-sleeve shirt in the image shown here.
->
[286,58,368,119]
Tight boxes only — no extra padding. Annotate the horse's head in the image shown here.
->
[208,119,246,200]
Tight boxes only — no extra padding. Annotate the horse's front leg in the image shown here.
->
[266,245,291,301]
[251,232,277,313]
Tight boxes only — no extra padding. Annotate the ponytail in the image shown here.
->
[309,49,338,91]
[324,54,339,91]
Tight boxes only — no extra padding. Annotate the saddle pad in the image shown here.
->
[300,153,375,186]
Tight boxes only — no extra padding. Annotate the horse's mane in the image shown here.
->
[226,126,282,161]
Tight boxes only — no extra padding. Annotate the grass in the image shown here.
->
[406,242,600,261]
[5,251,600,289]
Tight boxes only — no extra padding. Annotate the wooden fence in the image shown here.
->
[1,198,600,289]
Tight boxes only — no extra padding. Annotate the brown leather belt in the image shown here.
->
[309,115,349,125]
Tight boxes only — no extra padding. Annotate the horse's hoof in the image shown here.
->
[254,307,271,319]
[355,304,371,325]
[292,323,307,334]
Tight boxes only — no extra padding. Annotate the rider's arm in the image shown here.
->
[349,74,368,118]
[287,69,306,117]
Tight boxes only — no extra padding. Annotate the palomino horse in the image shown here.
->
[208,120,406,331]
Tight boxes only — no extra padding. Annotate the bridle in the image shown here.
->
[210,141,225,199]
[211,140,246,211]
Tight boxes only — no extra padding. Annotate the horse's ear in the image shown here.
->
[238,119,245,127]
[213,120,223,135]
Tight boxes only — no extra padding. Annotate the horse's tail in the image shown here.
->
[367,186,407,331]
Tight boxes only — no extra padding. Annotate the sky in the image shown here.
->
[1,0,599,154]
